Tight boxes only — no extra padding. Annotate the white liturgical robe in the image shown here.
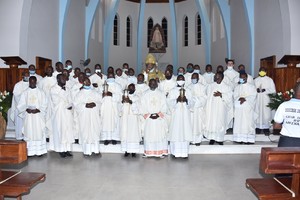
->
[140,89,168,157]
[90,73,107,92]
[10,80,29,140]
[49,84,75,152]
[120,93,141,153]
[101,81,122,141]
[73,88,102,155]
[254,76,276,129]
[159,79,177,97]
[233,83,257,143]
[204,81,233,142]
[17,87,47,156]
[168,86,193,158]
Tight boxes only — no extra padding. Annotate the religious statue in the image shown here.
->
[149,24,166,53]
[142,54,165,84]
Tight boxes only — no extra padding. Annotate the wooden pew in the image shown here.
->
[0,140,45,200]
[246,147,300,200]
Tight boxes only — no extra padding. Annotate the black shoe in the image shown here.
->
[217,142,224,145]
[245,142,254,145]
[104,140,110,145]
[66,152,73,157]
[75,139,79,144]
[195,143,201,146]
[131,153,136,157]
[59,152,67,158]
[37,154,45,157]
[209,140,215,145]
[124,152,129,157]
[46,138,49,142]
[111,140,117,145]
[255,128,261,134]
[263,129,270,136]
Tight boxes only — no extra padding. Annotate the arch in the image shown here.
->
[183,15,188,47]
[195,12,201,45]
[126,16,132,47]
[147,17,153,47]
[161,17,168,47]
[113,13,120,46]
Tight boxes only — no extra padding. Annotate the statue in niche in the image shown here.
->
[149,24,166,53]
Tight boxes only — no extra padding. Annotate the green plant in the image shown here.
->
[267,89,294,110]
[0,91,13,122]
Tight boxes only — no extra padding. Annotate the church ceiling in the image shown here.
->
[126,0,186,3]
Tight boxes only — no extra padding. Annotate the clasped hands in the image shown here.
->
[86,102,96,108]
[238,97,246,105]
[257,88,266,93]
[26,108,40,114]
[213,91,222,98]
[143,112,164,120]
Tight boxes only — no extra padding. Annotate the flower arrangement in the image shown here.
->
[268,89,294,110]
[0,91,13,122]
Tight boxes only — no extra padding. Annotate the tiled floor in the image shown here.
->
[2,152,262,200]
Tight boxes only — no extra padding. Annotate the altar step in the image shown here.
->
[5,129,279,154]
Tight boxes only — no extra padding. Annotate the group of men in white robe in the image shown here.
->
[10,58,276,159]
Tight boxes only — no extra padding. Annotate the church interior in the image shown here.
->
[1,0,300,199]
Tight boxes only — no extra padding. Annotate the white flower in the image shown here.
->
[290,89,294,93]
[6,92,9,95]
[0,106,3,110]
[278,92,282,95]
[0,99,2,103]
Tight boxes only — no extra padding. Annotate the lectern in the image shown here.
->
[0,140,45,200]
[246,147,300,200]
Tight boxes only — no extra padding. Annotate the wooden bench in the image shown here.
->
[0,140,46,200]
[246,147,300,200]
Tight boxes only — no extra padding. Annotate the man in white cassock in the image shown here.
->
[204,72,233,145]
[53,62,63,77]
[62,69,75,90]
[17,76,47,156]
[141,79,168,158]
[192,65,207,87]
[233,72,257,144]
[168,75,193,158]
[10,71,30,140]
[188,73,207,145]
[127,68,137,85]
[254,67,276,134]
[234,64,254,85]
[73,77,102,156]
[28,64,42,82]
[202,64,215,84]
[120,84,141,157]
[159,69,177,97]
[38,66,57,139]
[90,64,107,92]
[70,72,85,143]
[115,68,128,90]
[101,72,122,145]
[223,59,239,90]
[135,74,149,97]
[49,74,75,158]
[184,63,194,86]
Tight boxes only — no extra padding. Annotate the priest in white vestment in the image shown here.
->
[73,77,102,156]
[101,72,122,145]
[233,72,257,144]
[223,59,239,90]
[17,76,47,156]
[192,64,208,87]
[10,71,29,140]
[135,74,149,97]
[204,72,233,145]
[168,75,193,158]
[28,64,42,82]
[120,84,141,157]
[202,64,215,84]
[188,73,207,145]
[49,74,75,158]
[184,63,194,86]
[234,65,254,85]
[254,67,276,134]
[159,69,177,97]
[53,61,64,77]
[141,79,168,158]
[115,68,128,90]
[38,66,57,138]
[90,64,107,92]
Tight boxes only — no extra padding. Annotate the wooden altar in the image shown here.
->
[260,55,300,92]
[0,56,52,92]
